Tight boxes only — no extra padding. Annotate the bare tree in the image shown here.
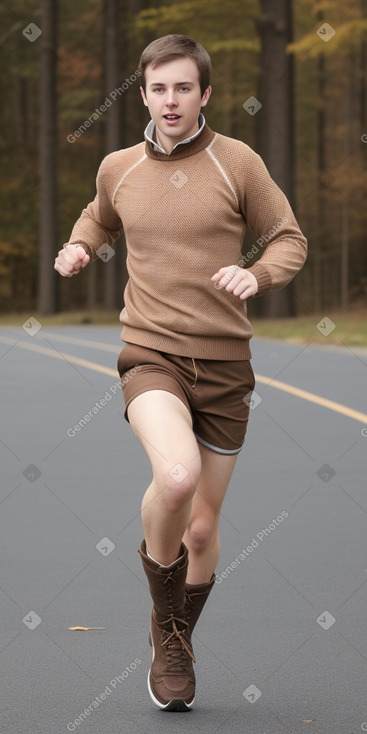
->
[314,39,325,314]
[256,0,295,317]
[38,0,58,314]
[361,0,367,132]
[103,0,129,310]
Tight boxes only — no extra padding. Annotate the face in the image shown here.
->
[140,57,211,153]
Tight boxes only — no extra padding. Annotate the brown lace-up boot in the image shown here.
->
[184,573,216,634]
[138,539,196,711]
[148,573,216,641]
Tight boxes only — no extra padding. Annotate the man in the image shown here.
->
[55,34,307,712]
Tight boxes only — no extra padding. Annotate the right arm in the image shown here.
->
[54,153,123,277]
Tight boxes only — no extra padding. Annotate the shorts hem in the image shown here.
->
[194,433,243,455]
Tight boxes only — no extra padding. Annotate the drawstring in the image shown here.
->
[191,357,198,388]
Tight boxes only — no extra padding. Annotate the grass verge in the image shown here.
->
[1,310,366,347]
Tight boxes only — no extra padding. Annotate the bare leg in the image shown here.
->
[127,390,201,566]
[183,443,238,584]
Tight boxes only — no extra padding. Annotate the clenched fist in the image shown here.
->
[54,244,90,277]
[211,265,258,300]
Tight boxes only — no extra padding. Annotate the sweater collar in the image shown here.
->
[145,113,206,154]
[144,115,215,160]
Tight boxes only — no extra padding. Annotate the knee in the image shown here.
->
[159,466,200,511]
[186,515,218,554]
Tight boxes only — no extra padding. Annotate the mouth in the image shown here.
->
[163,114,181,120]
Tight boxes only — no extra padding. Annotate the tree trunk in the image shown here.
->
[38,0,58,314]
[222,52,234,136]
[341,52,356,309]
[361,1,367,152]
[87,266,98,312]
[103,0,130,312]
[127,0,147,148]
[103,0,119,309]
[314,45,325,314]
[256,0,295,318]
[13,76,28,143]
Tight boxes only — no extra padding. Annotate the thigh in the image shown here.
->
[127,389,202,485]
[191,441,239,522]
[117,342,192,423]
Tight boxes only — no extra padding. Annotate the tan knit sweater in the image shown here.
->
[65,123,307,359]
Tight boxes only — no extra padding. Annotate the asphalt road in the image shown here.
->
[0,324,366,734]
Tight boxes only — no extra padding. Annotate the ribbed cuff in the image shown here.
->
[247,263,272,297]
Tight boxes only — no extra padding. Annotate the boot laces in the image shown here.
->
[157,570,196,670]
[185,591,195,612]
[158,615,196,670]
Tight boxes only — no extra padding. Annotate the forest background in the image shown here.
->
[1,0,366,336]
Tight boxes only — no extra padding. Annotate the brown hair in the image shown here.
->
[138,34,212,96]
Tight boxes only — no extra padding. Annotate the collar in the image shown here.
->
[144,115,215,161]
[144,113,206,154]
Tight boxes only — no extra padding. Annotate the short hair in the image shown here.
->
[138,34,212,96]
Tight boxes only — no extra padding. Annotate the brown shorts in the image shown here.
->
[117,343,255,455]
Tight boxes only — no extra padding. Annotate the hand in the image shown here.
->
[211,265,258,300]
[54,244,90,277]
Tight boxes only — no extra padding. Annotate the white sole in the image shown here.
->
[147,669,194,711]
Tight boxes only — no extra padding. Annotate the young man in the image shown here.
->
[55,34,307,712]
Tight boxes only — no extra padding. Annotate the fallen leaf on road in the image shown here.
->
[68,626,106,631]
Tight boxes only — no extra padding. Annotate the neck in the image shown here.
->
[154,119,200,155]
[145,122,215,162]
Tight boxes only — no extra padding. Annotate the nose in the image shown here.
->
[165,90,178,106]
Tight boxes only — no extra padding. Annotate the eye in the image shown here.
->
[180,86,189,92]
[153,87,163,93]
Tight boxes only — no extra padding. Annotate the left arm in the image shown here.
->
[211,149,307,298]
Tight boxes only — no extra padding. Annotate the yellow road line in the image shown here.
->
[0,329,121,353]
[37,331,122,353]
[1,335,366,424]
[255,374,367,424]
[0,336,117,377]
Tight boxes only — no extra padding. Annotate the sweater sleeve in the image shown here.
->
[63,153,123,261]
[240,149,307,297]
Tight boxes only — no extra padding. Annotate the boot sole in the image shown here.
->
[147,670,194,711]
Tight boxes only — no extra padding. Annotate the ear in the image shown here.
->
[140,86,149,107]
[200,85,212,108]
